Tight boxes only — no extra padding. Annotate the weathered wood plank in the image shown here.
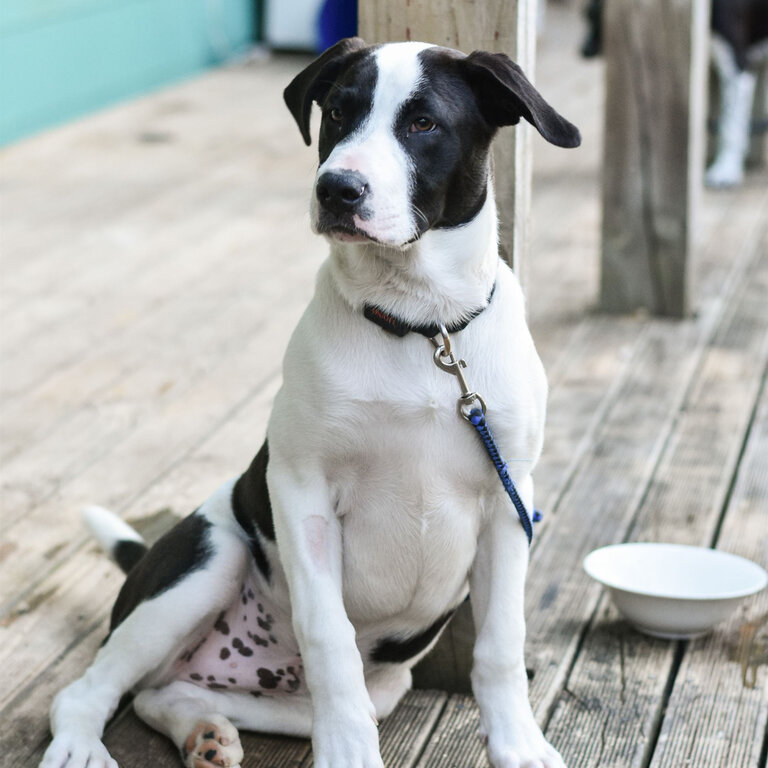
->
[0,621,111,766]
[647,280,768,768]
[544,213,768,767]
[414,694,486,767]
[358,0,537,284]
[600,0,710,317]
[0,378,278,709]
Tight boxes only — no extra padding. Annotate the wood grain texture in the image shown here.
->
[647,239,768,768]
[600,0,710,317]
[545,203,768,768]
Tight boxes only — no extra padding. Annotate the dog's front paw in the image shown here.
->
[312,709,383,768]
[40,734,118,768]
[183,717,243,768]
[486,732,566,768]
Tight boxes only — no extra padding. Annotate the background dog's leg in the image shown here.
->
[707,36,758,187]
[135,681,314,767]
[268,450,383,768]
[40,526,247,768]
[470,477,566,768]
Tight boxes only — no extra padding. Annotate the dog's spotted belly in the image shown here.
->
[171,578,304,697]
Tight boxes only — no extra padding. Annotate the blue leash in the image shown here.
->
[467,407,541,545]
[430,327,541,545]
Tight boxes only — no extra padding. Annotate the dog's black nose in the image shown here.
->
[316,171,368,215]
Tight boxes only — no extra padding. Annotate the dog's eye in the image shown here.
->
[409,117,436,133]
[330,108,343,123]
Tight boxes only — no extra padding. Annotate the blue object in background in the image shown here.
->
[317,0,357,52]
[0,0,256,146]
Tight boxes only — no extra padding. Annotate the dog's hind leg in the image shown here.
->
[134,680,314,767]
[40,500,250,768]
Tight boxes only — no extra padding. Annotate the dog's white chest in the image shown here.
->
[331,406,489,623]
[270,265,546,630]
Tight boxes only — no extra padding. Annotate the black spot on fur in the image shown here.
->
[228,677,237,684]
[370,610,456,664]
[257,616,272,632]
[250,690,263,698]
[207,683,228,690]
[109,512,213,632]
[286,666,301,692]
[220,648,231,660]
[257,668,282,689]
[233,440,275,539]
[190,673,203,681]
[238,646,253,657]
[248,631,269,647]
[207,675,216,681]
[214,613,230,635]
[232,440,275,581]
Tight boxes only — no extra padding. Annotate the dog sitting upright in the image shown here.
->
[41,38,580,768]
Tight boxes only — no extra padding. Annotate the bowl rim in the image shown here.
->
[583,542,768,601]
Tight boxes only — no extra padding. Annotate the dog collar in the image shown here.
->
[363,282,496,338]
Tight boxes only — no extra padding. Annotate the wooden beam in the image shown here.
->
[599,0,710,317]
[358,0,538,289]
[358,0,538,692]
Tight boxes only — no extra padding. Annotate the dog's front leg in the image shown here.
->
[268,450,383,768]
[470,476,566,768]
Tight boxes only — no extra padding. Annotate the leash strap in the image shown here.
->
[431,327,541,545]
[467,407,541,545]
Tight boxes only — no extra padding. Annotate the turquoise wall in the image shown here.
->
[0,0,256,145]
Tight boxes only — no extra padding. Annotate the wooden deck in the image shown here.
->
[2,7,767,767]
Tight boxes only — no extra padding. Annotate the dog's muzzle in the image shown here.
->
[316,170,369,217]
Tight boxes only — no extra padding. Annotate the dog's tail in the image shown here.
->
[82,505,148,574]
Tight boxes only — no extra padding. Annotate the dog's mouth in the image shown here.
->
[316,219,383,245]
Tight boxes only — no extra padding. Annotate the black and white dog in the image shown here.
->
[581,0,768,187]
[41,38,580,768]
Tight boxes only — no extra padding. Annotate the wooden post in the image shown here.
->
[358,0,538,290]
[358,0,538,693]
[599,0,709,317]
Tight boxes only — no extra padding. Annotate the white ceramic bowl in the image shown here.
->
[583,543,768,639]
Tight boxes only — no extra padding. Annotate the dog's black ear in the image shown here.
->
[461,51,581,148]
[284,37,367,146]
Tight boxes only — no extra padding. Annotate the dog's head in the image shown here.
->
[284,39,580,248]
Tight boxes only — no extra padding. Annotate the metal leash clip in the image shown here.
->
[431,324,486,420]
